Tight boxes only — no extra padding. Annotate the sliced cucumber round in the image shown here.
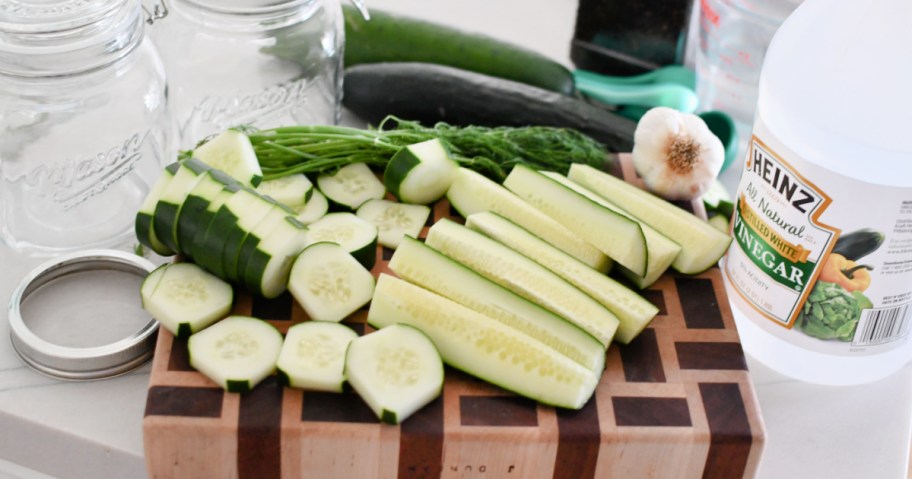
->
[277,321,359,392]
[141,262,234,339]
[303,212,379,270]
[193,130,263,187]
[287,242,376,322]
[384,138,457,205]
[356,199,430,249]
[344,323,443,424]
[256,173,314,208]
[316,163,385,210]
[188,316,283,393]
[292,189,329,225]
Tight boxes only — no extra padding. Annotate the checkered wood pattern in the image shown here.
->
[143,154,765,478]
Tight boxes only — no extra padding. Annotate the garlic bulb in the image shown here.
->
[632,107,724,201]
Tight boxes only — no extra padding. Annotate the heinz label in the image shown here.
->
[726,120,912,354]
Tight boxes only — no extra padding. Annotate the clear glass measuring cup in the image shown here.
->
[145,0,357,150]
[0,0,172,255]
[695,0,803,149]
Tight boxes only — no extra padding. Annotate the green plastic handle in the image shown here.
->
[574,66,696,90]
[575,77,699,113]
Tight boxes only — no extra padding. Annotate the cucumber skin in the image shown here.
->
[342,6,575,96]
[343,63,635,152]
[383,149,420,202]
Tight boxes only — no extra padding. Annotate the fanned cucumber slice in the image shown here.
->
[465,212,658,344]
[287,242,375,322]
[188,316,283,393]
[356,199,430,249]
[141,263,233,339]
[235,204,295,283]
[345,323,443,424]
[136,162,180,256]
[193,130,263,187]
[368,275,598,410]
[187,184,242,268]
[503,165,648,277]
[256,173,314,208]
[384,138,458,205]
[243,216,309,298]
[152,159,212,253]
[176,169,238,254]
[219,193,279,283]
[389,237,605,373]
[446,168,610,272]
[568,163,732,274]
[304,212,379,270]
[277,321,358,392]
[425,218,619,347]
[293,190,329,225]
[540,171,682,289]
[316,163,385,210]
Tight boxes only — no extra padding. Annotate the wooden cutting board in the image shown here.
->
[143,154,765,478]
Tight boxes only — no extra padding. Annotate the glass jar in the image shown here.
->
[146,0,345,150]
[0,0,172,255]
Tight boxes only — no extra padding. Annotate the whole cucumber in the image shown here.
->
[343,63,635,152]
[343,5,576,96]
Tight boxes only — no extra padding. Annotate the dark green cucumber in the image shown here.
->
[341,6,575,95]
[343,63,636,151]
[832,229,885,261]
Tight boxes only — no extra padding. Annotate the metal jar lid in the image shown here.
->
[8,249,159,380]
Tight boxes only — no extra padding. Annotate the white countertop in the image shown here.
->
[2,1,910,478]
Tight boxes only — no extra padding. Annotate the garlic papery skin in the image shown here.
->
[632,107,724,201]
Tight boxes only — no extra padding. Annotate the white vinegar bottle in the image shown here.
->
[724,0,912,385]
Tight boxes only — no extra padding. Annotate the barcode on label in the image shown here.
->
[852,304,912,346]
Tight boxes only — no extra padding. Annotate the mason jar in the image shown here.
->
[146,0,345,150]
[0,0,171,255]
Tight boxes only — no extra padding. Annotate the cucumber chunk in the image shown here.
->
[345,323,444,424]
[446,168,610,272]
[277,321,359,392]
[384,138,458,204]
[188,316,283,393]
[303,212,379,270]
[141,263,234,339]
[356,199,430,249]
[293,190,329,225]
[316,163,385,210]
[540,171,682,289]
[369,275,598,409]
[136,162,181,256]
[152,159,212,253]
[389,237,605,373]
[503,165,648,277]
[256,173,314,208]
[568,163,732,274]
[466,212,659,344]
[425,218,619,347]
[139,264,169,307]
[287,242,376,322]
[193,130,263,187]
